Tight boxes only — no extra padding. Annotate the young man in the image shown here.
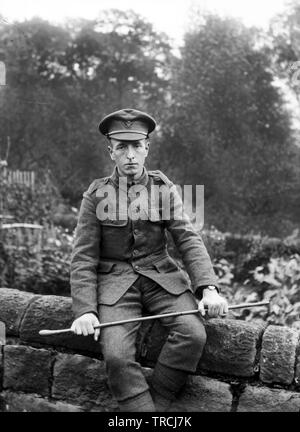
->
[70,108,228,412]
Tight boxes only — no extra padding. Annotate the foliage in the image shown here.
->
[0,226,73,296]
[0,11,173,204]
[269,0,300,95]
[268,1,300,228]
[4,247,70,296]
[158,12,298,237]
[191,228,300,329]
[250,254,300,327]
[212,258,234,286]
[1,218,300,328]
[0,11,299,235]
[0,170,62,225]
[201,226,228,260]
[223,254,300,330]
[201,227,300,282]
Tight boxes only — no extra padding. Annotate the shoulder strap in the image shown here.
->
[83,177,109,197]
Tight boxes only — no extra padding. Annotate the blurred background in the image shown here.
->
[0,0,300,328]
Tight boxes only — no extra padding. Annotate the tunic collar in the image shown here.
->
[110,166,149,190]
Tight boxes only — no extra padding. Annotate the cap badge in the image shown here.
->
[123,120,133,129]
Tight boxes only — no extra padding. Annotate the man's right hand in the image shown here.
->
[70,313,100,341]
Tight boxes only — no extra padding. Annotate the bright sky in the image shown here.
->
[0,0,290,45]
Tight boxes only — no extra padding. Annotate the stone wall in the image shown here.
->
[0,287,299,412]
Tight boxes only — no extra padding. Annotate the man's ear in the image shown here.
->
[145,139,150,154]
[107,140,115,161]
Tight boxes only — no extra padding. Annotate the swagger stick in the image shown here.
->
[39,300,269,336]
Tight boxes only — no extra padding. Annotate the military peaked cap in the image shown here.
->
[99,108,156,141]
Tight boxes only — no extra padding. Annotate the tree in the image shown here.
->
[268,1,300,228]
[0,11,174,204]
[159,13,297,236]
[269,1,300,99]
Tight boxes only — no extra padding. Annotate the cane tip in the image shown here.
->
[39,330,50,336]
[261,300,270,306]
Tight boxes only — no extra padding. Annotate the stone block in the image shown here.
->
[0,391,84,412]
[3,345,52,397]
[260,325,299,385]
[137,318,265,378]
[0,288,36,335]
[174,376,232,412]
[295,349,300,388]
[198,319,265,377]
[52,353,117,410]
[20,295,102,355]
[238,385,300,412]
[0,346,3,391]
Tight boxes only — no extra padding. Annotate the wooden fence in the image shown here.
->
[0,167,35,190]
[0,61,5,86]
[0,222,71,254]
[0,223,43,253]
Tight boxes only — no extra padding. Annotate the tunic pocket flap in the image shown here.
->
[99,218,128,227]
[98,261,115,273]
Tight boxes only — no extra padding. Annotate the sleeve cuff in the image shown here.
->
[74,309,99,320]
[195,285,220,300]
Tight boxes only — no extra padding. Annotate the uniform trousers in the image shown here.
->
[98,275,207,411]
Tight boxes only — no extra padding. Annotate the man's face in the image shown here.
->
[108,138,149,178]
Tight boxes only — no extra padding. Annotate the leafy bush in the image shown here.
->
[0,224,73,296]
[0,170,76,295]
[222,254,300,329]
[221,283,269,326]
[202,228,300,283]
[234,232,300,283]
[250,254,300,329]
[0,170,62,226]
[212,258,234,285]
[201,226,228,260]
[0,245,71,296]
[1,211,300,330]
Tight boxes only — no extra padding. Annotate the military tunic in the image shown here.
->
[70,167,219,317]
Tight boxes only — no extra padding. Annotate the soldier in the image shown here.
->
[70,108,228,412]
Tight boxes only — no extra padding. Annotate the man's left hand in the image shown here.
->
[197,288,229,318]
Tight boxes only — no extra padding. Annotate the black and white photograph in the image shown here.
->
[0,0,300,419]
